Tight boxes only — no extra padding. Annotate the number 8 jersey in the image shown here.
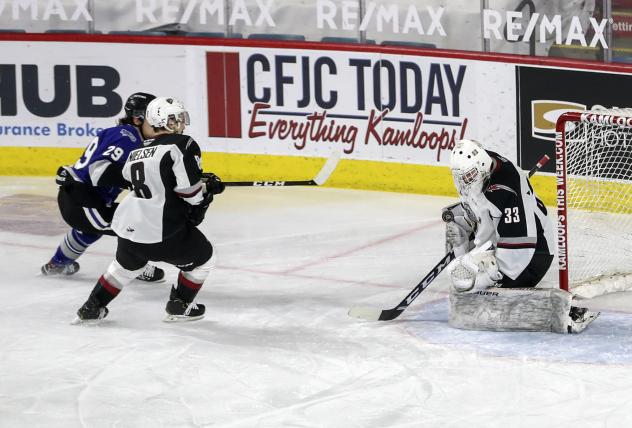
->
[112,133,206,244]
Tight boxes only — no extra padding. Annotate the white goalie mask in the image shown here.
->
[450,139,493,197]
[145,97,190,134]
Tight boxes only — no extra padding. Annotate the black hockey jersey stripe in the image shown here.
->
[533,206,552,255]
[486,151,529,239]
[497,242,537,249]
[164,135,201,186]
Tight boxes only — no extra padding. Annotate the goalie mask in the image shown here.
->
[450,139,493,197]
[145,97,190,134]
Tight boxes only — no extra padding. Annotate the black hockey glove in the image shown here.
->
[186,192,214,227]
[55,165,74,186]
[201,172,225,195]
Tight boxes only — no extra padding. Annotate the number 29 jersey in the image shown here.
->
[111,133,206,244]
[71,124,142,206]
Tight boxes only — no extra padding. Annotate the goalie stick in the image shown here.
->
[205,152,341,187]
[528,154,551,177]
[348,251,456,321]
[348,153,552,322]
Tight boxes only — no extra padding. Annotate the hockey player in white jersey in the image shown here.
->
[73,97,225,323]
[444,139,598,333]
[445,139,555,291]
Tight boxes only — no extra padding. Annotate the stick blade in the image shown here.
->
[313,152,341,185]
[348,306,383,321]
[348,306,403,321]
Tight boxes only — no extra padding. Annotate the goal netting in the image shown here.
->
[556,108,632,295]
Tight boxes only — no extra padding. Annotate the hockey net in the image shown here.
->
[556,109,632,294]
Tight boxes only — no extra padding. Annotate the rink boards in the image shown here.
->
[2,35,632,203]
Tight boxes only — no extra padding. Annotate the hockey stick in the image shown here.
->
[211,152,341,187]
[348,154,552,322]
[528,154,550,177]
[348,251,456,321]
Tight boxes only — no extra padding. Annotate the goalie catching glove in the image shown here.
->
[446,241,502,292]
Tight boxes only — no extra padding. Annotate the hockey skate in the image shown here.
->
[136,264,165,283]
[71,297,109,325]
[567,306,600,334]
[41,260,80,276]
[164,286,205,322]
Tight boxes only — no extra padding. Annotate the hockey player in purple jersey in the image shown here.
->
[41,92,164,282]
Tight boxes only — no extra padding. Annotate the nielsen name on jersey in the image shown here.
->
[112,134,206,244]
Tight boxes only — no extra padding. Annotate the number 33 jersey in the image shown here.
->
[112,133,206,244]
[464,151,555,280]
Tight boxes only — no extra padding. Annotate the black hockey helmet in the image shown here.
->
[123,92,156,121]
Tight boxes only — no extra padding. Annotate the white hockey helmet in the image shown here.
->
[145,97,190,134]
[450,139,493,197]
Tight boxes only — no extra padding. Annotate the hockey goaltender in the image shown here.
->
[443,139,598,334]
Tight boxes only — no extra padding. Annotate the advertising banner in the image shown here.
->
[206,47,516,165]
[0,42,189,150]
[516,66,632,172]
[0,40,518,167]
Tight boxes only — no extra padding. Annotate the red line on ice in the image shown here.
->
[278,220,443,274]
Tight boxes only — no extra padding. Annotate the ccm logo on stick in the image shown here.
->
[253,181,285,186]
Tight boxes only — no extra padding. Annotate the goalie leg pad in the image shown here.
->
[449,287,580,333]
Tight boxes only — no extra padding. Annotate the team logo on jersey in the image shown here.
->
[487,184,517,196]
[194,155,202,171]
[120,128,137,143]
[531,100,586,141]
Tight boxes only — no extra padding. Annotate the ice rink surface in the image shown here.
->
[2,177,632,428]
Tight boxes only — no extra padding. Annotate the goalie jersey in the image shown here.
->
[111,133,206,244]
[464,151,555,280]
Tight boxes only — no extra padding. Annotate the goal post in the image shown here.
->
[555,109,632,293]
